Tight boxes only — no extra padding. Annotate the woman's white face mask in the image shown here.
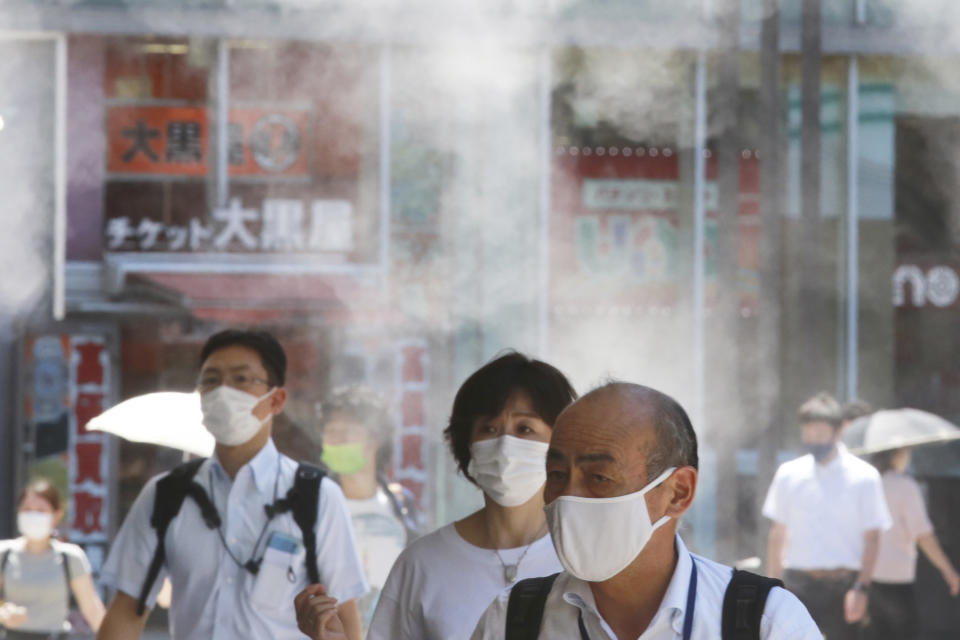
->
[545,466,677,582]
[468,435,550,507]
[18,511,55,541]
[201,386,275,446]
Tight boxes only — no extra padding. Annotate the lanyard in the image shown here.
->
[577,557,698,640]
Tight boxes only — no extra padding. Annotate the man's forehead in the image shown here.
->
[550,392,656,457]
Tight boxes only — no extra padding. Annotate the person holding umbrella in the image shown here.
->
[842,406,960,640]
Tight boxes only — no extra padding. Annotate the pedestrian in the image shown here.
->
[96,329,368,640]
[863,446,960,640]
[763,392,892,639]
[0,479,106,639]
[470,382,820,639]
[298,352,575,640]
[316,385,422,628]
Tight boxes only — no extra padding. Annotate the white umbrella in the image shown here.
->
[86,391,215,457]
[842,408,960,455]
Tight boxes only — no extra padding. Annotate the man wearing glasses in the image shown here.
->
[97,329,367,640]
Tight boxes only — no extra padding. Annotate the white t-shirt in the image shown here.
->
[762,444,892,570]
[367,522,562,640]
[347,488,407,627]
[471,535,821,640]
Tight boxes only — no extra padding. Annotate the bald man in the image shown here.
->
[471,383,820,640]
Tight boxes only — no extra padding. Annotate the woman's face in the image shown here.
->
[470,390,552,446]
[18,491,62,538]
[892,447,911,473]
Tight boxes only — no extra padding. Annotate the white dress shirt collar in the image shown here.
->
[561,534,695,636]
[210,437,282,500]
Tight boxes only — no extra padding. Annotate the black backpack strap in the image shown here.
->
[137,458,207,616]
[289,463,325,585]
[1,548,9,601]
[505,573,561,640]
[58,547,78,612]
[721,569,784,640]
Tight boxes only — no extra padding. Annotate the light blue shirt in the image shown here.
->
[101,439,368,640]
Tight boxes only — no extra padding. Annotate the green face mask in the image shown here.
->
[322,443,368,475]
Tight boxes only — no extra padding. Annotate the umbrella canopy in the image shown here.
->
[842,408,960,455]
[86,391,215,458]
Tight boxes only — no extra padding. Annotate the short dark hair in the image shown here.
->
[319,385,394,474]
[842,399,874,423]
[18,478,62,512]
[798,392,843,429]
[869,449,897,474]
[444,351,577,482]
[199,329,287,387]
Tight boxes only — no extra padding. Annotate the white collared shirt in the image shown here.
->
[762,444,892,570]
[470,536,821,640]
[101,439,368,640]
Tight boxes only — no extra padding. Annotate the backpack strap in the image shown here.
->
[505,573,560,640]
[266,463,325,585]
[137,458,207,615]
[57,547,78,612]
[1,548,9,601]
[721,569,784,640]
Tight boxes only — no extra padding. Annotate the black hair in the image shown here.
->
[842,398,874,423]
[869,449,898,474]
[199,329,287,387]
[319,385,394,475]
[444,351,577,482]
[798,392,844,429]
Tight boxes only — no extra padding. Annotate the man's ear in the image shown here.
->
[663,467,697,518]
[269,387,288,415]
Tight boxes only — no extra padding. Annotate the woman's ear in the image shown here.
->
[663,467,698,518]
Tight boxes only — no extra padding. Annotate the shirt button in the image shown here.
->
[230,538,238,545]
[227,577,233,585]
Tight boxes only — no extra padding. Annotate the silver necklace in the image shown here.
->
[493,532,543,584]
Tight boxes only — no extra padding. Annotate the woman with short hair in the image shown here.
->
[297,352,575,640]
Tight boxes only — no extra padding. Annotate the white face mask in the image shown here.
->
[201,386,275,446]
[467,435,549,507]
[545,466,676,582]
[18,511,54,541]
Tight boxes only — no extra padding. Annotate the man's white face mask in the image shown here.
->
[544,466,677,582]
[201,385,275,446]
[468,435,549,507]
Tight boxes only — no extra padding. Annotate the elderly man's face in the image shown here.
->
[544,389,659,504]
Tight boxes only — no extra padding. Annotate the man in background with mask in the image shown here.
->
[763,392,891,639]
[471,382,820,640]
[96,329,368,640]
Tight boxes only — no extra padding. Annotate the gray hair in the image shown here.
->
[591,381,699,478]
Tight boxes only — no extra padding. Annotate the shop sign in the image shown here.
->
[105,197,354,253]
[22,334,112,577]
[893,264,960,309]
[394,340,429,508]
[107,106,309,177]
[583,179,719,211]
